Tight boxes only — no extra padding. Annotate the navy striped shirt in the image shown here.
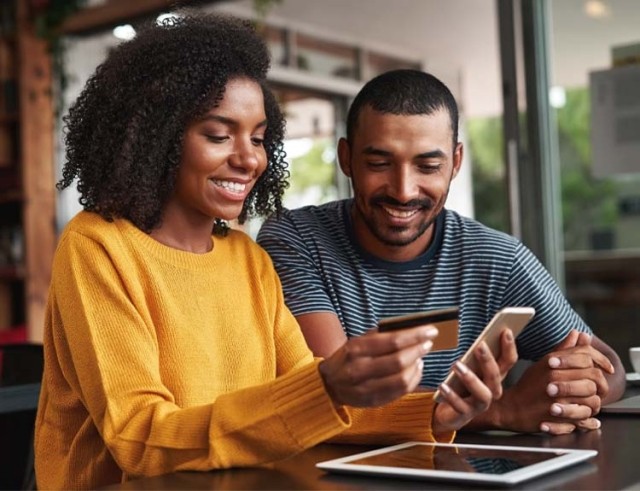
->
[257,199,590,388]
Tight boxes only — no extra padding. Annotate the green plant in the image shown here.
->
[33,0,88,114]
[287,139,337,206]
[252,0,282,19]
[556,87,618,250]
[466,117,509,233]
[467,87,620,251]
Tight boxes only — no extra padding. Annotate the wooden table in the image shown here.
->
[105,390,640,490]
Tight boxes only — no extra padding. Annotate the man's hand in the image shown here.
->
[433,328,518,434]
[492,330,615,435]
[539,330,613,433]
[318,325,438,407]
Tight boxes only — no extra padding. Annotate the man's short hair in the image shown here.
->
[346,69,459,147]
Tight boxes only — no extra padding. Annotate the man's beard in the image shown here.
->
[354,195,439,248]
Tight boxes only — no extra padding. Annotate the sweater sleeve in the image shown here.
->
[336,393,455,445]
[51,231,350,477]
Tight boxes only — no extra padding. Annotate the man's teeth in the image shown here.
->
[212,180,246,193]
[382,206,418,218]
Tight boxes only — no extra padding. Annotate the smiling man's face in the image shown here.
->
[338,105,462,262]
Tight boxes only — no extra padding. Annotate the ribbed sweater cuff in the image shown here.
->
[390,392,456,443]
[332,392,456,445]
[271,360,350,449]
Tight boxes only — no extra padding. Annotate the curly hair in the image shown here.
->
[58,13,288,234]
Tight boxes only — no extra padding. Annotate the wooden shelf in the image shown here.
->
[0,0,56,342]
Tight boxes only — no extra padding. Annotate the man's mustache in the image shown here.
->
[370,196,434,209]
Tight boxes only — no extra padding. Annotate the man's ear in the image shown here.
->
[451,142,463,179]
[337,137,352,178]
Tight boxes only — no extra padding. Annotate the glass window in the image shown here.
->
[261,25,288,67]
[295,33,358,79]
[547,0,640,370]
[549,0,640,253]
[276,94,338,209]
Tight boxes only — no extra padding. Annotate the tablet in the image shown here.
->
[316,442,597,487]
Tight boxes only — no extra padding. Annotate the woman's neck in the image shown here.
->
[149,211,215,253]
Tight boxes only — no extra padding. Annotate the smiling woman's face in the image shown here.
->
[166,77,268,225]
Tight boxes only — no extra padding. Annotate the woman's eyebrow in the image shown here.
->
[201,114,268,129]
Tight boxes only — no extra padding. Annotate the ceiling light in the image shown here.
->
[549,86,566,108]
[157,13,182,25]
[113,24,136,41]
[584,0,611,19]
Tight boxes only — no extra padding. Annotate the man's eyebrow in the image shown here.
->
[200,114,268,128]
[415,149,447,159]
[362,146,392,157]
[362,146,447,160]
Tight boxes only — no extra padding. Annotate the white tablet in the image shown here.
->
[316,442,597,487]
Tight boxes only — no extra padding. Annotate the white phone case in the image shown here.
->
[433,306,535,402]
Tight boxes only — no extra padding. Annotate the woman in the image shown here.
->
[34,14,515,490]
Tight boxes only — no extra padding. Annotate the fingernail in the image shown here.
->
[455,361,469,374]
[505,329,513,342]
[440,382,452,394]
[548,357,561,368]
[424,327,438,338]
[551,403,562,416]
[422,340,433,352]
[540,424,550,433]
[417,359,424,371]
[594,419,601,429]
[547,383,559,396]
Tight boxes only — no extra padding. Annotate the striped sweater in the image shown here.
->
[257,199,591,388]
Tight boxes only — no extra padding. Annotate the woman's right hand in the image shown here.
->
[432,329,518,434]
[318,325,438,407]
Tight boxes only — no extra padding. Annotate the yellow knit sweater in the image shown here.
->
[35,212,448,489]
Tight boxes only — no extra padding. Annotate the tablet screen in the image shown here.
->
[317,442,597,486]
[350,444,558,474]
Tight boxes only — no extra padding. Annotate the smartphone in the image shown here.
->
[433,306,535,403]
[378,307,459,352]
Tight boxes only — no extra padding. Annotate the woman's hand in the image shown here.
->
[319,325,438,407]
[433,328,518,434]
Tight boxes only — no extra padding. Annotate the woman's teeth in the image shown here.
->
[212,180,246,193]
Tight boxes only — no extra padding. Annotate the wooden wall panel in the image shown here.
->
[17,1,55,342]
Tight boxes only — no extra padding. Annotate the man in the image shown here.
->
[257,69,625,435]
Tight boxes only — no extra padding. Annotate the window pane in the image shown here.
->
[295,33,358,79]
[549,0,640,370]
